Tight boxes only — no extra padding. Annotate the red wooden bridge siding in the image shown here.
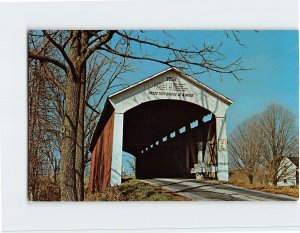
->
[89,112,115,192]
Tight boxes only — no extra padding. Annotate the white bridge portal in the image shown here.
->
[89,67,233,192]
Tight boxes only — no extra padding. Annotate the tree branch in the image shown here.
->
[85,100,100,114]
[42,30,77,79]
[41,62,66,93]
[83,30,116,62]
[29,52,68,73]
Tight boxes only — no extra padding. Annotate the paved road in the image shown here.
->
[141,178,298,201]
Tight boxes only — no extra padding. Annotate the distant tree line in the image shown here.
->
[229,103,298,185]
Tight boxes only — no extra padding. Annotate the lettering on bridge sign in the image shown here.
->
[149,76,194,98]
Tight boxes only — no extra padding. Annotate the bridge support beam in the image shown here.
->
[110,113,124,186]
[216,117,229,181]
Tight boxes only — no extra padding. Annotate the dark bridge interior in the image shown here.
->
[123,100,216,179]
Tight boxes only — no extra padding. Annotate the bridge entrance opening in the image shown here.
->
[123,100,217,179]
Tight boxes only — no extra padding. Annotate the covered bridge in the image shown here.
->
[89,67,233,192]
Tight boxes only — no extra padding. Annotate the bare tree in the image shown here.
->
[258,104,298,185]
[125,158,136,179]
[28,60,60,200]
[28,30,248,201]
[83,53,131,170]
[78,53,131,199]
[47,149,60,185]
[229,115,264,184]
[29,45,132,200]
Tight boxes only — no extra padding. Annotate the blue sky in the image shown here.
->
[126,30,298,132]
[109,30,299,175]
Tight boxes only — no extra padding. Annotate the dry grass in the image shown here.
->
[30,176,60,201]
[85,179,190,201]
[230,180,299,198]
[229,172,299,198]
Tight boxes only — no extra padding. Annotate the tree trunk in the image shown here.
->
[75,31,89,201]
[54,169,57,184]
[248,175,254,184]
[272,177,278,186]
[60,71,80,201]
[60,31,91,201]
[75,65,86,201]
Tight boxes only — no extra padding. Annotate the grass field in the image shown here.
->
[85,179,190,201]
